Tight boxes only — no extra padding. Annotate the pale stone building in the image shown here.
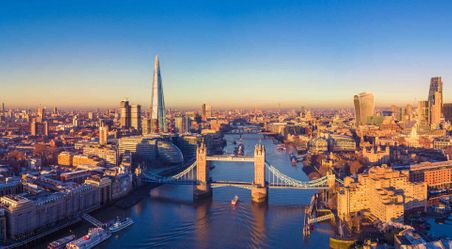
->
[337,165,427,224]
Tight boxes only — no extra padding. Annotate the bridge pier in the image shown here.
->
[251,186,268,203]
[252,144,268,203]
[194,143,212,200]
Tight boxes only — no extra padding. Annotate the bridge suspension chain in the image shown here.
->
[265,162,327,187]
[142,161,197,183]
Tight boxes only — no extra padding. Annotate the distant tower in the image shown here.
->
[72,115,79,127]
[174,116,184,133]
[417,100,429,126]
[428,77,443,128]
[353,92,375,127]
[99,122,108,145]
[150,55,167,133]
[37,107,45,122]
[201,104,212,121]
[119,100,131,128]
[131,104,142,131]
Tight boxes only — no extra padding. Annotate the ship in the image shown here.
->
[66,227,111,249]
[48,234,75,249]
[231,195,239,206]
[234,143,245,156]
[109,217,134,233]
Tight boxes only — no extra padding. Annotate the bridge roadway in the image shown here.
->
[210,181,329,190]
[206,155,254,162]
[211,180,253,189]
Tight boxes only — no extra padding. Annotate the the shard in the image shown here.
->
[150,55,167,132]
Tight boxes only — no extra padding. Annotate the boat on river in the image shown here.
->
[231,195,239,206]
[109,217,134,233]
[66,227,111,249]
[48,234,75,249]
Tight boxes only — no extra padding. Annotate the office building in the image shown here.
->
[428,77,443,127]
[99,123,108,145]
[131,104,142,131]
[141,118,151,135]
[82,145,118,166]
[58,152,73,166]
[443,103,452,122]
[202,104,212,121]
[417,100,429,126]
[0,182,99,240]
[119,100,131,128]
[353,92,375,127]
[30,119,48,137]
[72,115,79,127]
[174,116,184,133]
[150,55,167,133]
[409,161,452,190]
[337,165,427,223]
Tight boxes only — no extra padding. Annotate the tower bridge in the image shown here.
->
[142,143,341,203]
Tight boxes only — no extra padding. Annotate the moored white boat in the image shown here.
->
[109,217,134,233]
[66,227,111,249]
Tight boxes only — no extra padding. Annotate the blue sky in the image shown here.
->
[1,0,452,109]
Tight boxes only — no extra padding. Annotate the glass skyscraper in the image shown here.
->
[354,92,375,127]
[150,55,167,132]
[428,77,443,127]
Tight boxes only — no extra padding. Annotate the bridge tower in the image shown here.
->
[326,169,336,189]
[193,143,212,199]
[251,144,268,203]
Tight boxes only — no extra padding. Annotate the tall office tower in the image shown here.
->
[428,77,443,127]
[1,103,5,113]
[174,116,184,133]
[443,103,452,122]
[150,55,167,133]
[206,104,212,119]
[30,118,37,136]
[53,106,58,115]
[72,115,79,127]
[88,112,94,120]
[353,92,375,127]
[141,118,151,135]
[119,100,131,128]
[417,100,429,126]
[201,104,212,121]
[131,104,142,131]
[184,114,192,133]
[99,122,108,145]
[37,107,45,122]
[30,118,49,137]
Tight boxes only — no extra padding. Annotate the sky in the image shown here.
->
[1,0,452,110]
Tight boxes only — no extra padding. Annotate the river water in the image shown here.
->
[41,134,335,248]
[38,133,452,248]
[101,134,333,248]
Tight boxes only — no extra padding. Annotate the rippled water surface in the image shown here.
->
[101,134,334,248]
[38,134,452,248]
[42,134,335,249]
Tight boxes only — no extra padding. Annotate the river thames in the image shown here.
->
[103,134,334,248]
[37,133,452,248]
[41,134,335,248]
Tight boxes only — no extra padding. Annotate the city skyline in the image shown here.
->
[2,1,452,108]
